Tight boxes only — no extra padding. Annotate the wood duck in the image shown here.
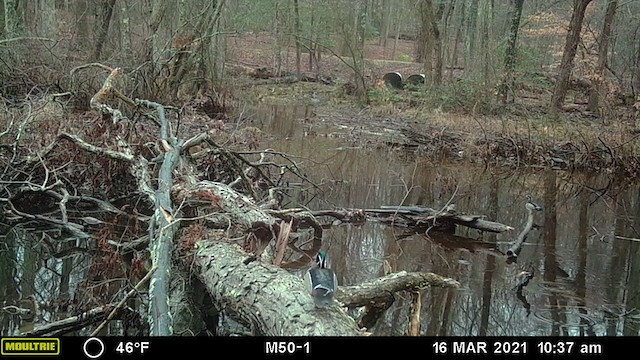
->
[513,268,535,291]
[304,251,337,307]
[526,195,543,212]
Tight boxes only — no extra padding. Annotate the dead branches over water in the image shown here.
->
[0,63,464,336]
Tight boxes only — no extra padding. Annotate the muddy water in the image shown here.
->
[252,104,640,336]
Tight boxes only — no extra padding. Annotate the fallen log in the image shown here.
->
[192,240,362,336]
[282,206,513,234]
[251,74,333,86]
[506,208,538,258]
[338,271,460,307]
[191,240,460,335]
[367,205,514,233]
[339,271,460,330]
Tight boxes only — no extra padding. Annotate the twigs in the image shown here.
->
[0,37,55,45]
[59,132,134,161]
[21,306,112,336]
[91,266,157,336]
[8,201,92,239]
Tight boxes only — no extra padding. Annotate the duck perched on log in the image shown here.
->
[304,252,338,307]
[526,195,543,212]
[513,268,535,291]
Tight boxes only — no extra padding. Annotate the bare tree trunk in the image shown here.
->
[272,2,282,75]
[440,0,456,73]
[451,0,466,71]
[293,0,301,77]
[354,0,368,102]
[3,0,24,37]
[149,0,167,66]
[635,39,640,96]
[480,1,491,86]
[308,0,314,71]
[119,0,132,63]
[465,0,479,74]
[416,5,426,63]
[39,0,56,36]
[417,0,432,75]
[499,0,525,104]
[550,0,593,111]
[74,0,88,50]
[211,0,227,85]
[379,0,391,51]
[426,0,442,85]
[0,233,19,329]
[417,0,442,85]
[587,0,617,112]
[92,0,117,60]
[391,7,401,60]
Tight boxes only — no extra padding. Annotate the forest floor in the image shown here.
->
[225,33,640,177]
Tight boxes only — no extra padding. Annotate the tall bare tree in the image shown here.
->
[635,40,640,96]
[587,0,617,112]
[353,0,368,102]
[417,0,442,86]
[119,0,132,63]
[3,0,24,37]
[465,0,479,73]
[293,0,301,76]
[379,0,391,50]
[550,0,593,111]
[39,0,55,36]
[450,0,466,70]
[92,0,117,60]
[499,0,525,104]
[148,0,167,66]
[74,0,89,50]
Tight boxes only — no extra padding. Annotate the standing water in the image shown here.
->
[250,103,640,336]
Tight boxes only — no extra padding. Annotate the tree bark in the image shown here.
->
[422,0,442,85]
[550,0,593,111]
[391,5,401,60]
[148,0,167,66]
[192,240,459,335]
[499,0,525,104]
[74,0,88,50]
[634,37,640,96]
[451,0,466,70]
[587,0,617,112]
[464,0,479,73]
[119,0,132,63]
[379,0,391,50]
[440,0,456,72]
[92,0,117,60]
[39,0,55,37]
[3,0,24,37]
[193,240,362,336]
[353,0,368,103]
[293,0,301,76]
[308,0,315,71]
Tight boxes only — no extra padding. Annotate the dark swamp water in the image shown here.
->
[2,104,639,337]
[248,104,640,336]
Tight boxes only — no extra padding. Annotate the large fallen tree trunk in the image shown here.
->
[190,240,460,335]
[192,240,362,336]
